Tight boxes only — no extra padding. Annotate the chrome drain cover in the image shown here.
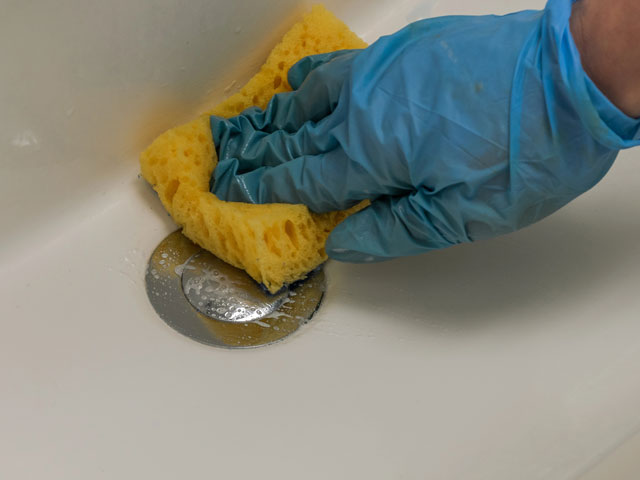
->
[145,231,325,349]
[181,251,289,323]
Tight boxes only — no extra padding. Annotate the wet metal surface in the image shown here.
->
[181,251,289,323]
[145,231,325,349]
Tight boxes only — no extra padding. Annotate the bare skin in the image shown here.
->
[571,0,640,118]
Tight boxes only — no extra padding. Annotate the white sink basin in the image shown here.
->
[2,1,639,478]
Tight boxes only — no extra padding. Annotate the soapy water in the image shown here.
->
[181,256,288,323]
[180,257,318,325]
[174,260,196,277]
[145,231,326,348]
[109,247,150,289]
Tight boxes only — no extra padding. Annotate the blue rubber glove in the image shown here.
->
[210,0,640,263]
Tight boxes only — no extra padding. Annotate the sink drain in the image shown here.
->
[145,231,325,349]
[181,251,289,323]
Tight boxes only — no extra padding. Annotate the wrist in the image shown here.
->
[571,0,640,118]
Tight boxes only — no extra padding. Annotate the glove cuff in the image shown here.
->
[544,0,640,148]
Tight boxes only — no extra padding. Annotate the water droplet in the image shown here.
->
[11,130,39,148]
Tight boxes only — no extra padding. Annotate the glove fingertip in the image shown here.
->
[287,57,315,90]
[288,50,360,90]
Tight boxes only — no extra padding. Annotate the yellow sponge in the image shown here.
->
[140,5,368,293]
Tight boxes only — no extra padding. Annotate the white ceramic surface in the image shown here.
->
[581,430,640,480]
[1,1,639,478]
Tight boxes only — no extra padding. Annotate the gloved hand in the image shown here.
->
[210,0,640,263]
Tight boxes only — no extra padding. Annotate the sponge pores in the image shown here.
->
[140,5,368,293]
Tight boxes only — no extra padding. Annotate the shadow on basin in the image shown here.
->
[328,205,640,329]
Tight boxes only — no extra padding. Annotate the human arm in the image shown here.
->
[571,0,640,118]
[210,0,640,263]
